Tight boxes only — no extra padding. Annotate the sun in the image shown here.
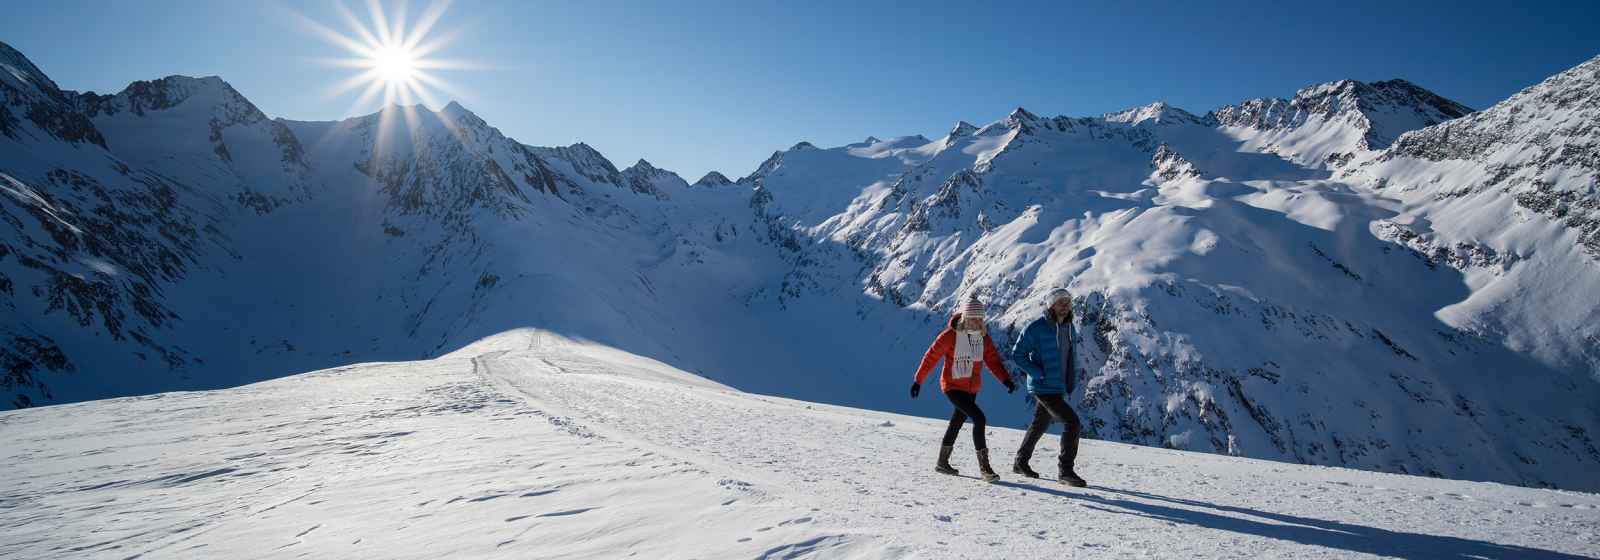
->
[295,0,473,114]
[372,45,417,85]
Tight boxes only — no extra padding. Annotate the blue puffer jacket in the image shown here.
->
[1009,313,1075,395]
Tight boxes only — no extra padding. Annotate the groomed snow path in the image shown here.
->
[2,330,1596,559]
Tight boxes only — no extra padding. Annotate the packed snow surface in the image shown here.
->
[3,330,1596,559]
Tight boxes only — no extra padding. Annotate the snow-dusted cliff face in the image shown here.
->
[1207,78,1474,169]
[2,40,1596,491]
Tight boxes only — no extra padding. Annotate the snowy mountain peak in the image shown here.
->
[563,141,612,164]
[0,40,106,146]
[947,120,978,138]
[1203,77,1473,167]
[436,100,485,125]
[742,150,786,184]
[1300,78,1471,137]
[439,102,492,133]
[1209,78,1469,139]
[621,157,687,197]
[1103,101,1203,126]
[1002,106,1045,135]
[789,141,818,151]
[692,171,734,188]
[622,157,683,181]
[0,40,63,98]
[77,75,264,123]
[863,135,881,144]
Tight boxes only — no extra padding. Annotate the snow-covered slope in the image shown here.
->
[1352,55,1600,375]
[4,38,1598,493]
[2,331,1596,559]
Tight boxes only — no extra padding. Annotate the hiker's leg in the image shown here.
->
[1016,397,1051,463]
[941,395,969,448]
[945,390,987,450]
[1039,394,1083,473]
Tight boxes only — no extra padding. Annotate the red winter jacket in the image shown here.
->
[913,313,1012,394]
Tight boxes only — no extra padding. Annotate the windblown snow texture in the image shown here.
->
[1,331,1596,558]
[2,39,1597,492]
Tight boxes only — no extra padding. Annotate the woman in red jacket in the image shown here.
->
[911,295,1015,482]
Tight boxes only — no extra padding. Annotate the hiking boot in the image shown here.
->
[976,449,1000,483]
[935,445,959,475]
[1012,461,1040,479]
[1059,468,1087,487]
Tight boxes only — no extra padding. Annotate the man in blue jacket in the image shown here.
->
[1008,288,1087,487]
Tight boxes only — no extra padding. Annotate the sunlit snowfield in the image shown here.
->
[3,330,1596,559]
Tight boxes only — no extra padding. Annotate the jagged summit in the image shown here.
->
[566,141,605,157]
[947,120,978,138]
[0,40,105,146]
[1000,106,1045,135]
[1199,76,1475,167]
[620,157,687,197]
[1297,78,1471,125]
[1388,54,1599,163]
[1103,101,1204,126]
[742,150,786,183]
[438,100,480,122]
[75,75,259,120]
[1207,78,1471,149]
[789,141,818,151]
[0,40,65,97]
[693,171,734,187]
[437,102,491,131]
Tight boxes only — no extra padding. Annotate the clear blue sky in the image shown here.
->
[4,0,1596,180]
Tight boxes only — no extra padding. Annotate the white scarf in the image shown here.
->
[952,329,983,379]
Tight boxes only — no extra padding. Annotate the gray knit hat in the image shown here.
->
[1046,288,1072,306]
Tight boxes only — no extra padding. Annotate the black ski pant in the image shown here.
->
[940,390,988,450]
[1016,393,1081,471]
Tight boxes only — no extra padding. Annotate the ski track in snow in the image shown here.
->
[2,330,1597,559]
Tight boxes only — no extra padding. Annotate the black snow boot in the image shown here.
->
[1012,460,1040,479]
[1059,468,1087,488]
[976,449,1000,483]
[935,445,960,475]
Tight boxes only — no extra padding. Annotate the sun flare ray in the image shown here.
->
[300,0,471,128]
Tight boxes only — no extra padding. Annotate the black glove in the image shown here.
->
[910,382,921,399]
[1004,379,1017,393]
